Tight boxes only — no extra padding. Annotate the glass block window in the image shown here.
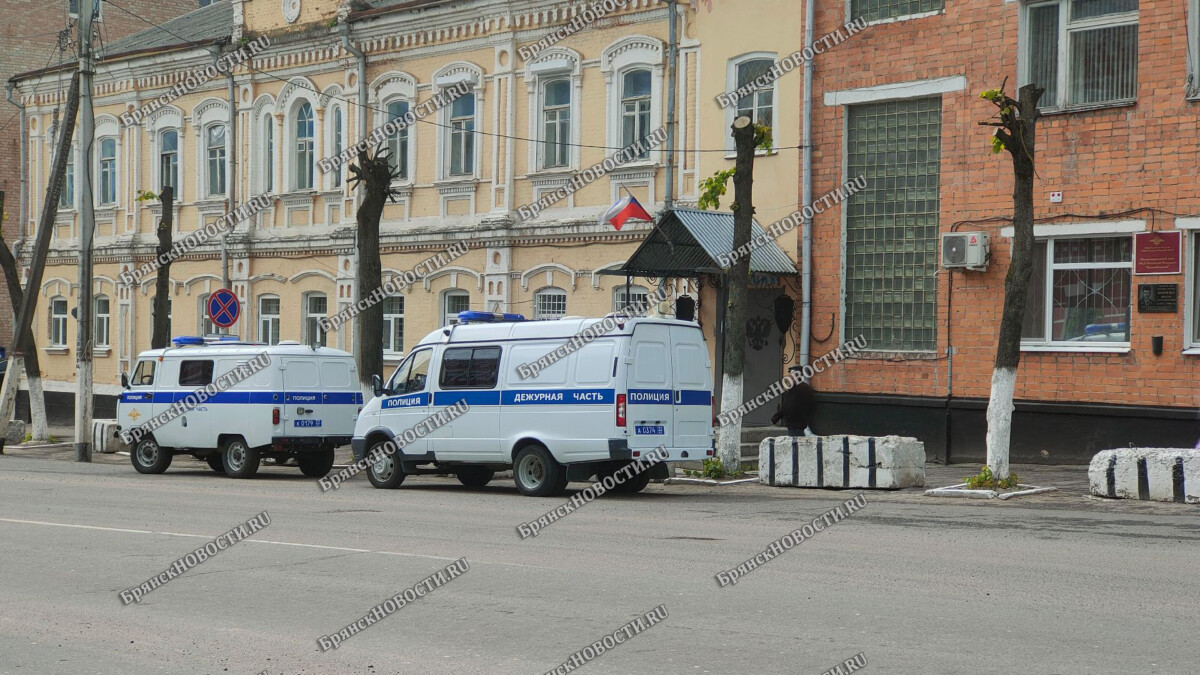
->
[851,0,943,23]
[1023,237,1131,344]
[844,96,942,352]
[1026,0,1139,109]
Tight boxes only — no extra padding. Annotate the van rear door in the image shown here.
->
[317,358,360,438]
[627,323,674,451]
[670,325,713,450]
[280,357,327,439]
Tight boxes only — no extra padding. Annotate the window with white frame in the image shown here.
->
[263,115,275,192]
[206,124,227,197]
[198,293,216,335]
[331,105,344,187]
[541,79,571,169]
[613,284,649,312]
[383,296,404,354]
[49,297,68,347]
[98,138,117,204]
[294,102,315,190]
[534,287,568,319]
[1191,0,1200,97]
[386,100,410,180]
[160,130,178,192]
[448,93,475,177]
[621,69,652,158]
[94,295,110,348]
[443,290,470,326]
[59,149,74,208]
[1021,236,1132,345]
[731,56,775,129]
[1024,0,1139,110]
[259,295,280,345]
[304,292,328,347]
[852,0,943,23]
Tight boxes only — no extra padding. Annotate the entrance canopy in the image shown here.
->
[599,207,798,278]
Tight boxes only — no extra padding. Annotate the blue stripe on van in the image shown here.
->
[381,392,430,409]
[434,391,502,407]
[628,389,673,405]
[502,389,615,405]
[678,390,712,406]
[120,390,360,405]
[287,392,363,405]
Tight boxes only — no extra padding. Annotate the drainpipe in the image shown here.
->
[664,0,678,210]
[6,81,28,243]
[799,0,816,370]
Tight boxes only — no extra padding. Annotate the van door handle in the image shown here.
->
[144,393,152,400]
[674,390,682,404]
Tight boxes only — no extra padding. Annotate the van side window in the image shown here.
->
[179,360,214,387]
[402,350,431,393]
[439,346,501,390]
[132,360,156,386]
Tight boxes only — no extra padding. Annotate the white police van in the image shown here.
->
[352,312,714,496]
[117,337,362,478]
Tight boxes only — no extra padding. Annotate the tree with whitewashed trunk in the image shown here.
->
[979,82,1044,479]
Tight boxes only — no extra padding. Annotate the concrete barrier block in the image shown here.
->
[1089,448,1200,504]
[92,419,119,454]
[759,435,924,489]
[5,420,27,444]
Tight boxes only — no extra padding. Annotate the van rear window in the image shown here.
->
[179,360,214,386]
[439,347,501,389]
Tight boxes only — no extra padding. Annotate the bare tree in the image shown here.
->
[979,82,1044,479]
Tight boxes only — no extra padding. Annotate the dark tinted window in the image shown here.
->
[439,346,501,389]
[179,360,214,387]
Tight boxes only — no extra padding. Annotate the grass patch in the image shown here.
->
[964,465,1019,490]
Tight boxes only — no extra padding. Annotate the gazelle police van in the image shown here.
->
[117,337,362,478]
[352,312,714,496]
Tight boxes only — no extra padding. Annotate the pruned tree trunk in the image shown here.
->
[715,117,757,470]
[349,149,402,393]
[984,83,1043,479]
[150,187,174,350]
[0,199,49,440]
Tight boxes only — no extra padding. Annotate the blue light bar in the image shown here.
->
[1084,322,1125,335]
[456,311,526,324]
[171,336,206,346]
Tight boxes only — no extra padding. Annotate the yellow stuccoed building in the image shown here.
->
[9,0,803,422]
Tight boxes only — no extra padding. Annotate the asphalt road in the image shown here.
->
[1,453,1197,675]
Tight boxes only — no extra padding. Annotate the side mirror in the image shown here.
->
[372,374,384,398]
[120,372,130,389]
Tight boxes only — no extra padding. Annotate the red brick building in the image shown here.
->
[0,0,198,349]
[801,0,1200,461]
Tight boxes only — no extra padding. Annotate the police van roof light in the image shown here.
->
[457,311,527,324]
[171,336,206,346]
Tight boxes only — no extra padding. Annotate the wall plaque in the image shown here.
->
[1134,231,1182,275]
[1137,283,1177,313]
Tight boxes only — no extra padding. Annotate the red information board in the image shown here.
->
[1134,231,1182,275]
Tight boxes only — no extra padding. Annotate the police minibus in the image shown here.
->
[352,312,714,496]
[117,337,362,478]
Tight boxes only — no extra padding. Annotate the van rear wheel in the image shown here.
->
[457,467,494,488]
[514,445,569,497]
[298,447,336,477]
[222,437,259,478]
[131,437,172,474]
[366,441,406,489]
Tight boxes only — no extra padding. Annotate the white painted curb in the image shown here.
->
[759,435,925,489]
[1088,448,1200,504]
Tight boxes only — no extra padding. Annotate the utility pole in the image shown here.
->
[663,0,678,210]
[74,0,97,462]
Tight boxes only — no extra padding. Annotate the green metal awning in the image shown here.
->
[601,208,798,277]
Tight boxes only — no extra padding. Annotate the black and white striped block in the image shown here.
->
[759,435,925,489]
[1089,448,1200,504]
[92,419,120,453]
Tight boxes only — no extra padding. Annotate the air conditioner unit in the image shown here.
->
[941,232,989,270]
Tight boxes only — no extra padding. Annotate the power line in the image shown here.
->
[100,0,805,155]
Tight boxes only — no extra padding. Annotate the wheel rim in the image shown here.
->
[372,455,395,482]
[227,442,247,471]
[518,453,545,489]
[136,440,159,466]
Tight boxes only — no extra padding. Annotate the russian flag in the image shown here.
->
[599,194,654,231]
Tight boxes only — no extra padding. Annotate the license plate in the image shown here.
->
[294,419,322,428]
[635,425,665,435]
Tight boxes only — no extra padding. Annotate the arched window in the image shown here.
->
[303,292,328,347]
[159,130,179,191]
[447,93,475,177]
[383,296,404,354]
[331,105,344,187]
[443,289,470,326]
[731,56,776,128]
[294,102,315,190]
[94,295,110,348]
[98,138,117,204]
[613,284,649,313]
[534,287,567,320]
[386,100,410,180]
[206,124,227,196]
[621,70,652,159]
[263,115,275,193]
[49,297,69,347]
[258,295,280,345]
[541,79,571,169]
[59,148,74,208]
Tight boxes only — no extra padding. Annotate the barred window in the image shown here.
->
[1025,0,1139,109]
[844,97,941,351]
[534,287,567,320]
[851,0,943,23]
[1022,237,1131,344]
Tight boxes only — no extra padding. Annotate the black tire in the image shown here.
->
[513,444,569,497]
[131,437,172,474]
[297,447,336,477]
[606,465,652,494]
[205,455,225,473]
[366,440,406,489]
[456,466,495,488]
[222,437,260,478]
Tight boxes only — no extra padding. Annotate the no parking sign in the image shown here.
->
[207,288,240,328]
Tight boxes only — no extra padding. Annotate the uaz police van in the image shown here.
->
[117,338,361,478]
[352,312,714,496]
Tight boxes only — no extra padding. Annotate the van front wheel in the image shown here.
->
[366,441,406,489]
[514,445,569,497]
[132,437,172,474]
[222,438,260,478]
